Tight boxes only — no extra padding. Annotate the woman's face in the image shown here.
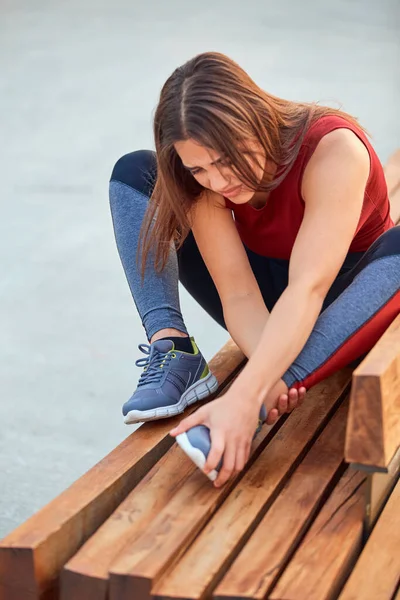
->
[174,138,271,204]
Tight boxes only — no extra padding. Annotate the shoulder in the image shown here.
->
[188,189,228,227]
[303,127,370,190]
[313,127,370,161]
[192,189,227,213]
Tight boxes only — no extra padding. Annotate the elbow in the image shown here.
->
[289,277,329,304]
[221,290,259,306]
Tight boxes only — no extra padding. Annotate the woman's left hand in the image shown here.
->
[169,391,261,488]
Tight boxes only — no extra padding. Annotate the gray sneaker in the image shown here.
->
[175,405,267,481]
[122,337,219,424]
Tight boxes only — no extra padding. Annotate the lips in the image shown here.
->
[223,185,242,197]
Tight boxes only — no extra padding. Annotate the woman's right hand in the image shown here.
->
[266,387,306,425]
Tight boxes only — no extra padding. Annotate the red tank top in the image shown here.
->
[224,115,393,259]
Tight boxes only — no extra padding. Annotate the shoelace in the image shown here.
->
[135,344,174,387]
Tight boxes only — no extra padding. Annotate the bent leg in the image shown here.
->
[177,231,227,330]
[109,150,189,341]
[177,243,291,331]
[282,226,400,390]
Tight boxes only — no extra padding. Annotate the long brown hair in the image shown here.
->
[140,51,363,276]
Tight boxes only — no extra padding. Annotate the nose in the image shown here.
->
[208,167,230,193]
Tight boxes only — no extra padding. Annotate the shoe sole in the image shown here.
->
[175,432,218,482]
[123,371,219,425]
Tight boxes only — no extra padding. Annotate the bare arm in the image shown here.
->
[190,192,269,358]
[232,128,371,407]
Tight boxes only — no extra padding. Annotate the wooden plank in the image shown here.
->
[269,468,366,600]
[0,582,57,600]
[345,314,400,469]
[110,369,352,600]
[339,478,400,600]
[364,447,400,529]
[61,444,196,600]
[61,346,245,600]
[0,339,244,600]
[213,400,349,600]
[108,412,275,600]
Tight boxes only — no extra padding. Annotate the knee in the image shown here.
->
[110,150,157,197]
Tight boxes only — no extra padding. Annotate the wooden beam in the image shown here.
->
[338,478,400,600]
[0,582,57,600]
[213,400,349,600]
[363,446,400,530]
[60,443,196,600]
[0,339,244,600]
[110,369,351,600]
[345,314,400,469]
[107,408,275,600]
[269,468,366,600]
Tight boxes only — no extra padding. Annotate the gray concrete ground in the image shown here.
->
[0,0,399,537]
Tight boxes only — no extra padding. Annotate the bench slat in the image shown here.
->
[364,447,400,530]
[269,468,366,600]
[153,378,351,600]
[338,478,400,600]
[345,314,400,469]
[110,369,351,600]
[213,399,349,600]
[107,403,275,600]
[0,340,244,600]
[61,444,196,600]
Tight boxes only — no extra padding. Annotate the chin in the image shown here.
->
[227,189,254,205]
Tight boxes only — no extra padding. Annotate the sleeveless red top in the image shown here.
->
[224,115,393,259]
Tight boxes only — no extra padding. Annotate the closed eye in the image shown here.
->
[189,158,232,176]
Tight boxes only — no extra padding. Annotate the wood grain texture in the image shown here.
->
[0,339,243,600]
[365,447,400,529]
[345,314,400,468]
[108,411,276,600]
[270,468,366,600]
[213,400,349,600]
[339,478,400,600]
[0,582,57,600]
[61,444,196,600]
[118,369,351,600]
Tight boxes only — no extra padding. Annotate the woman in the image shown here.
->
[109,52,399,488]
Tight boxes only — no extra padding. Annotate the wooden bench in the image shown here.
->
[1,150,399,600]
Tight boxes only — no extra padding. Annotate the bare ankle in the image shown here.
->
[150,329,189,344]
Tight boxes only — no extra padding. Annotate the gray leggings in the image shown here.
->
[109,150,400,390]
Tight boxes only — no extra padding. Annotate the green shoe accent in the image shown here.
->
[200,363,210,379]
[190,336,200,356]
